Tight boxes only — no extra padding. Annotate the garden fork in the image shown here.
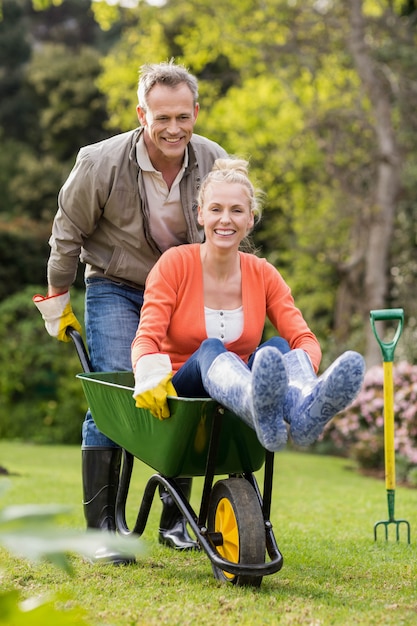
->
[370,309,411,544]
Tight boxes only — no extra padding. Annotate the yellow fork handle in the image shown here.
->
[383,361,395,491]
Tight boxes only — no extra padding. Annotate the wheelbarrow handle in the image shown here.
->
[370,308,404,362]
[66,325,93,373]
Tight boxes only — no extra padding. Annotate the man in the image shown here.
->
[34,60,227,564]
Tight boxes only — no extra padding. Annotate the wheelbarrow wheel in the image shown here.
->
[207,477,266,587]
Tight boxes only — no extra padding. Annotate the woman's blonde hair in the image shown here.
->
[198,158,263,224]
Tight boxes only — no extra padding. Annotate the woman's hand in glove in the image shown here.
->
[133,354,177,420]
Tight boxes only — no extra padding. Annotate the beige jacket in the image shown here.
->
[47,127,227,290]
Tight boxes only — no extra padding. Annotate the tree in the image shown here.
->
[345,0,413,365]
[3,0,417,366]
[0,0,118,223]
[180,0,417,365]
[26,43,110,161]
[96,0,417,365]
[0,1,35,142]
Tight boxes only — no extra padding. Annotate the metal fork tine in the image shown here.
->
[374,519,411,543]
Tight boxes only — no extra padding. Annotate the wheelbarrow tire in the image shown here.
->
[207,477,266,587]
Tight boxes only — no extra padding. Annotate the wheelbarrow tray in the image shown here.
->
[77,371,265,478]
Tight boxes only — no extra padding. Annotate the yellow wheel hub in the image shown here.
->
[215,497,239,580]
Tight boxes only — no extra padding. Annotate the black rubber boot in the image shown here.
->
[82,447,136,565]
[158,478,199,550]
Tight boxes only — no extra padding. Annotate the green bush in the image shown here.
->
[0,286,87,444]
[0,230,50,301]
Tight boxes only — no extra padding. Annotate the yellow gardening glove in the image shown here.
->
[32,291,82,342]
[135,373,177,419]
[133,354,177,420]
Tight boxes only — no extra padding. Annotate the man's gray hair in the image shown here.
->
[137,59,199,109]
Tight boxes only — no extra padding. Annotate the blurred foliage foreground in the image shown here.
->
[0,482,142,625]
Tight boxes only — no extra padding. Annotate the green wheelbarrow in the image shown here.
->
[68,327,284,587]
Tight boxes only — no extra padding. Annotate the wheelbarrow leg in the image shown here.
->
[159,478,199,550]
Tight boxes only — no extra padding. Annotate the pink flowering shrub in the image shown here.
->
[322,361,417,484]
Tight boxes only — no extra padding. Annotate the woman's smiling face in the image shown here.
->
[198,181,255,249]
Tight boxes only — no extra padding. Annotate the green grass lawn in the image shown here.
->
[1,441,417,625]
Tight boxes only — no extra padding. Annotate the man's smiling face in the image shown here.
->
[137,83,199,166]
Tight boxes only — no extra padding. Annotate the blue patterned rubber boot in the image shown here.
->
[203,350,288,451]
[251,347,288,451]
[283,349,365,447]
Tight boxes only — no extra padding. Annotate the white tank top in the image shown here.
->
[204,306,244,344]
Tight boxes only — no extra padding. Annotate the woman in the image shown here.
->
[131,158,364,451]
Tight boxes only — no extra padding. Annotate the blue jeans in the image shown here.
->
[82,278,144,449]
[172,336,290,397]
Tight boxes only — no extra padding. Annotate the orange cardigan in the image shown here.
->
[131,244,322,373]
